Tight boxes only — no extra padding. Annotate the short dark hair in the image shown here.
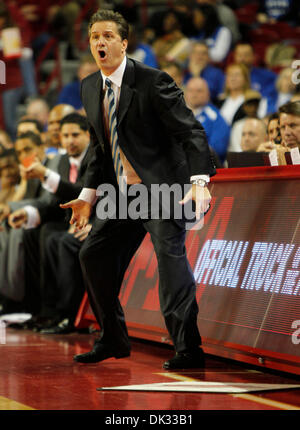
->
[268,112,279,124]
[17,131,43,147]
[17,118,44,133]
[88,9,129,40]
[279,101,300,116]
[60,113,88,131]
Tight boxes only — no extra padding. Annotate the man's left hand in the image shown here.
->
[179,183,211,220]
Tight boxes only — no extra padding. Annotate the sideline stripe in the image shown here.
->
[158,373,300,410]
[0,396,35,410]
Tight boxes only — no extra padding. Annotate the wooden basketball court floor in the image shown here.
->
[1,327,300,414]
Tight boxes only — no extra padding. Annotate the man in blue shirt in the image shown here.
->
[57,54,99,110]
[183,42,225,101]
[233,43,277,103]
[185,76,230,162]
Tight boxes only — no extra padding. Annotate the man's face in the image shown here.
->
[47,111,63,147]
[280,113,300,149]
[268,118,280,143]
[184,78,209,109]
[15,138,45,163]
[89,21,127,75]
[234,45,254,68]
[78,61,99,81]
[0,156,19,187]
[241,119,267,151]
[190,44,209,66]
[60,123,90,157]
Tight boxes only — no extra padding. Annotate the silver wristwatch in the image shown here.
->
[191,178,208,187]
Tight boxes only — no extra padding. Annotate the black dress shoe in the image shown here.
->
[163,349,205,370]
[39,319,75,334]
[74,344,130,364]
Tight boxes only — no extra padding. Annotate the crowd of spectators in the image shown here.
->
[0,0,300,326]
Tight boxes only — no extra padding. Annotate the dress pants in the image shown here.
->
[44,230,85,323]
[79,215,201,354]
[23,222,67,316]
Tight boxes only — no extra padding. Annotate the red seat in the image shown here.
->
[260,22,300,40]
[250,28,281,44]
[252,42,271,67]
[235,3,259,25]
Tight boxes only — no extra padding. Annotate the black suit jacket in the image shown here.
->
[81,58,216,191]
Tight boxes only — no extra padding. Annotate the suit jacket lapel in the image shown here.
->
[89,73,105,144]
[117,58,135,126]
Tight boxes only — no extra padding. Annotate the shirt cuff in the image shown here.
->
[190,175,210,183]
[23,205,41,229]
[42,170,61,194]
[78,188,98,206]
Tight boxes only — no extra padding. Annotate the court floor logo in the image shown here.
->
[0,60,6,85]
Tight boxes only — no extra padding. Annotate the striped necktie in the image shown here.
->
[105,78,123,183]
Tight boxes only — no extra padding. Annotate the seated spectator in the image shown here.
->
[0,149,21,204]
[0,131,59,314]
[57,55,99,111]
[233,43,277,102]
[228,89,263,152]
[195,0,241,43]
[0,4,24,140]
[257,0,299,25]
[152,9,190,67]
[279,101,300,151]
[45,104,75,155]
[10,113,93,332]
[127,25,158,69]
[16,116,47,148]
[259,67,298,117]
[190,3,232,63]
[185,77,230,162]
[240,118,268,152]
[161,61,184,89]
[256,113,287,164]
[25,97,50,131]
[183,41,225,101]
[17,117,44,137]
[217,63,251,126]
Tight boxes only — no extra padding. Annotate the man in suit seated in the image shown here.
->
[8,113,92,332]
[240,118,268,152]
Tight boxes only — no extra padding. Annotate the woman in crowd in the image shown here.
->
[191,3,232,63]
[217,63,251,126]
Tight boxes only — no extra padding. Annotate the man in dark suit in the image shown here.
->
[9,113,92,329]
[61,10,216,369]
